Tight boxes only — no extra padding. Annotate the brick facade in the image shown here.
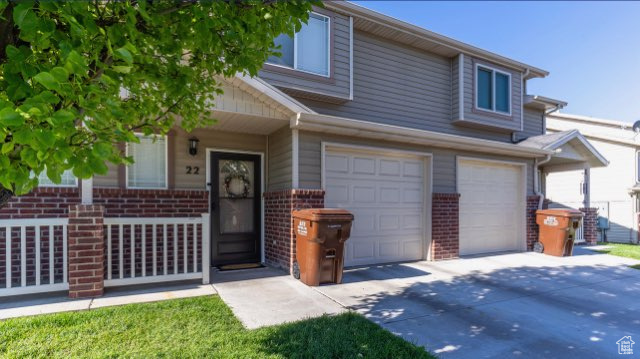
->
[94,188,208,218]
[68,205,105,298]
[431,193,460,260]
[0,187,80,219]
[264,189,324,272]
[526,196,541,251]
[579,207,598,245]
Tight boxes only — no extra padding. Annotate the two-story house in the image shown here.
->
[545,112,640,244]
[0,2,608,298]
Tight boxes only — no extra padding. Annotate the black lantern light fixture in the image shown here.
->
[188,137,199,156]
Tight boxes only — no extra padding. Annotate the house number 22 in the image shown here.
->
[186,166,200,175]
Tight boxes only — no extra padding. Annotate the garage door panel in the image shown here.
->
[459,160,524,256]
[326,148,426,266]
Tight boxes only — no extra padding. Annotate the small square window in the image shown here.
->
[127,135,167,189]
[475,65,511,115]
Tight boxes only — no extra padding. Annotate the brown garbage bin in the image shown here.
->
[292,208,354,286]
[535,209,584,257]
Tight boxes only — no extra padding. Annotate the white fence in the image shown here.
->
[575,220,585,243]
[0,218,69,297]
[103,214,210,287]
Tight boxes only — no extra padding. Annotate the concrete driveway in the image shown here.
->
[315,248,640,358]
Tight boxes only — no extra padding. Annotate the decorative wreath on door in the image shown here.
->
[221,160,251,198]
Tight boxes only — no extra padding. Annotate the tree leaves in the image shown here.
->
[0,0,317,196]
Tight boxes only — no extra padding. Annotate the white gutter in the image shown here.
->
[292,113,553,158]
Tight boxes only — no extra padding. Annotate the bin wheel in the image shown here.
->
[533,242,544,253]
[292,262,300,279]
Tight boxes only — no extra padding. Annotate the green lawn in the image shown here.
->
[0,295,433,358]
[596,242,640,260]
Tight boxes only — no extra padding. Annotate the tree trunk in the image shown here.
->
[0,188,13,209]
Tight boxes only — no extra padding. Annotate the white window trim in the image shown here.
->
[125,134,169,190]
[636,150,640,184]
[474,63,512,116]
[265,12,331,78]
[37,170,78,188]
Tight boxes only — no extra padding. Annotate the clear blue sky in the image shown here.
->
[353,1,640,123]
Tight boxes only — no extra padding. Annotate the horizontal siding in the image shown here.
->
[258,9,351,99]
[298,31,512,142]
[298,130,535,195]
[267,126,292,191]
[93,128,267,190]
[521,107,544,139]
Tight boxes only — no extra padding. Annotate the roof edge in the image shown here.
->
[548,112,635,130]
[326,1,549,79]
[234,74,316,115]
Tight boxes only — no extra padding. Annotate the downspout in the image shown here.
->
[534,154,552,210]
[534,102,564,210]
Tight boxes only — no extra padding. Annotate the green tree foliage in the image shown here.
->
[0,0,314,205]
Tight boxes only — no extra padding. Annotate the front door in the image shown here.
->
[210,152,261,266]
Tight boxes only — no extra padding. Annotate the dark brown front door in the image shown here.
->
[210,152,261,266]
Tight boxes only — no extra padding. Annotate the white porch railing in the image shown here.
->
[575,220,585,243]
[103,214,210,287]
[0,218,69,297]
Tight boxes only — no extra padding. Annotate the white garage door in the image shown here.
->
[324,147,427,266]
[458,159,525,256]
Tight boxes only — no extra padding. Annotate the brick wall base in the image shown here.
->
[94,188,208,217]
[431,193,460,260]
[264,189,324,273]
[0,187,80,219]
[68,205,105,298]
[579,207,598,245]
[526,196,541,251]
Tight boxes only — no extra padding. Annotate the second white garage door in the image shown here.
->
[458,159,525,256]
[324,147,428,266]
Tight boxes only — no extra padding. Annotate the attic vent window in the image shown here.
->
[475,64,511,115]
[267,12,330,77]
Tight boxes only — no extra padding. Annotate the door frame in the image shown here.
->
[206,148,265,265]
[320,141,434,262]
[456,156,528,254]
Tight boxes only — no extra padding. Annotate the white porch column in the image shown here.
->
[81,178,93,204]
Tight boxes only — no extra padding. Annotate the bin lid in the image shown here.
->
[292,208,354,221]
[536,209,584,218]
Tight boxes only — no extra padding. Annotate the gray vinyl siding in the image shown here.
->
[267,126,292,191]
[461,56,522,132]
[451,54,460,121]
[298,130,535,195]
[258,9,351,100]
[296,31,512,143]
[521,107,545,139]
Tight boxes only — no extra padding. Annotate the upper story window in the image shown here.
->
[127,135,167,189]
[38,169,77,187]
[266,12,330,77]
[475,64,511,115]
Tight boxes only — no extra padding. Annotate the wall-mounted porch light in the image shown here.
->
[189,137,199,156]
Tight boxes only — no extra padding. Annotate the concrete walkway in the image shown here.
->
[0,282,216,320]
[211,267,345,329]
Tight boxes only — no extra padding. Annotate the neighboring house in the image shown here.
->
[0,2,607,299]
[545,112,640,243]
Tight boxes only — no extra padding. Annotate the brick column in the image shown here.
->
[68,205,105,298]
[264,189,324,273]
[526,196,541,251]
[579,207,598,245]
[431,193,460,260]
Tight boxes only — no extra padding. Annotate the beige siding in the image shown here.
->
[258,8,351,100]
[267,126,292,191]
[212,82,286,120]
[93,128,267,190]
[297,31,512,143]
[298,130,535,195]
[173,127,266,190]
[461,56,523,132]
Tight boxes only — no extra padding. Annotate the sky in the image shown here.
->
[353,1,640,124]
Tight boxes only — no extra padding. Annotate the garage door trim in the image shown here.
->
[456,156,528,255]
[321,141,433,264]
